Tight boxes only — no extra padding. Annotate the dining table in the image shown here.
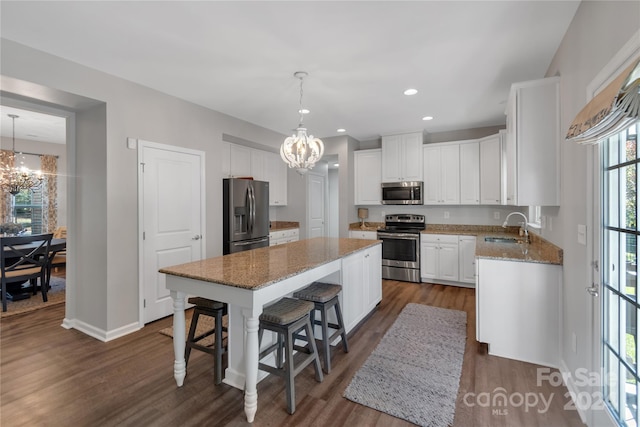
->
[160,237,382,423]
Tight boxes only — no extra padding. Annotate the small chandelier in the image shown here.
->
[1,114,43,196]
[280,71,324,175]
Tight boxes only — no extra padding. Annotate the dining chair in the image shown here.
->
[1,234,53,312]
[46,226,67,288]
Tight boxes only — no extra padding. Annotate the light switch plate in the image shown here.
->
[127,137,137,150]
[577,224,587,245]
[444,211,450,219]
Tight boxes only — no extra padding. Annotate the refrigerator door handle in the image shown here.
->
[250,183,256,235]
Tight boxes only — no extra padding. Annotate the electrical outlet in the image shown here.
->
[444,211,450,219]
[493,212,500,220]
[381,211,385,220]
[541,216,547,229]
[548,217,553,231]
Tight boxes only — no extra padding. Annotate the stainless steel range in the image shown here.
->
[377,214,425,283]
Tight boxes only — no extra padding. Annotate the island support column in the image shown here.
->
[243,308,260,423]
[170,290,187,386]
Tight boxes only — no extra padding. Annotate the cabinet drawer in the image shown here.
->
[421,233,459,244]
[349,230,377,240]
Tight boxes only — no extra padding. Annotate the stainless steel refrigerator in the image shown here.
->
[223,178,270,254]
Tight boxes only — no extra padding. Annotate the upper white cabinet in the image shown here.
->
[505,77,560,206]
[265,152,288,206]
[479,132,503,205]
[381,132,423,182]
[354,149,382,205]
[459,140,480,205]
[229,144,252,177]
[423,143,460,205]
[222,143,288,206]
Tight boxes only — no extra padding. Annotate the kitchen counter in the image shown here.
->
[269,221,299,231]
[160,237,381,290]
[347,222,562,265]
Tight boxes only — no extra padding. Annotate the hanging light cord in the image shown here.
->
[298,75,305,127]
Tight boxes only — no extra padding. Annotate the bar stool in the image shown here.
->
[293,282,348,374]
[258,297,323,414]
[185,297,228,385]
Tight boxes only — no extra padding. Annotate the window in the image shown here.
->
[603,121,640,427]
[528,205,542,229]
[12,187,43,235]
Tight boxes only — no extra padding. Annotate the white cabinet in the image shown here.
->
[476,258,561,367]
[265,152,287,206]
[354,149,382,205]
[229,144,252,177]
[423,143,460,205]
[505,77,560,206]
[222,144,288,206]
[341,244,382,332]
[459,140,480,205]
[348,230,378,240]
[458,236,477,284]
[381,132,423,182]
[420,234,459,282]
[269,228,299,246]
[479,132,503,205]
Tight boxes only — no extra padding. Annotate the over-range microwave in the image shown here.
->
[381,181,423,205]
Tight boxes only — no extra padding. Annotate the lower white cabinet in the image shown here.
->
[458,236,477,284]
[340,244,382,332]
[476,258,561,367]
[421,234,459,282]
[269,228,299,246]
[348,230,378,240]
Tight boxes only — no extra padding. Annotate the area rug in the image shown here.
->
[0,276,66,318]
[343,303,467,427]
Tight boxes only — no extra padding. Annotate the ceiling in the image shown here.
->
[0,1,580,143]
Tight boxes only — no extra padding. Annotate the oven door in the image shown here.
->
[377,232,420,268]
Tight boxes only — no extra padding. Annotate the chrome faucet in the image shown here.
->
[502,212,529,241]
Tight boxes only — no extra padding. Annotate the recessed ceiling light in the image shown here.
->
[337,128,346,133]
[404,88,418,96]
[298,109,310,114]
[422,116,434,121]
[334,163,339,167]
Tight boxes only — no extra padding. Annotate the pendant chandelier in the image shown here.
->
[280,71,324,175]
[1,114,43,196]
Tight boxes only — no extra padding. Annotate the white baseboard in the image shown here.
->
[61,318,140,342]
[559,359,588,424]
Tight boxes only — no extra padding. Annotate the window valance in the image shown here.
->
[566,57,640,144]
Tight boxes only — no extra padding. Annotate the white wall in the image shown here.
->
[328,168,339,237]
[543,0,640,411]
[1,38,289,335]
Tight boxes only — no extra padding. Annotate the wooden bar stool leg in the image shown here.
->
[306,318,324,382]
[334,300,349,353]
[285,327,296,414]
[320,303,332,373]
[185,310,200,365]
[215,309,224,385]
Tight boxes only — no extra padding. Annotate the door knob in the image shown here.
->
[192,235,202,240]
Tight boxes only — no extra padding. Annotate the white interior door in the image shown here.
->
[139,140,205,324]
[308,172,326,238]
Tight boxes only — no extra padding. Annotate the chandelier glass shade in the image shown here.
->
[280,72,324,174]
[1,114,43,196]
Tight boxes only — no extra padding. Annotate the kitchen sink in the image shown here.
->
[484,236,519,243]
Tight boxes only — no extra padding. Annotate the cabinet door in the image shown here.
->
[365,245,382,307]
[420,241,438,280]
[354,149,382,205]
[381,135,402,182]
[265,152,287,206]
[438,243,459,281]
[250,149,266,181]
[459,141,480,205]
[479,134,502,205]
[229,144,252,177]
[458,236,477,284]
[440,145,460,204]
[402,132,424,181]
[422,146,441,204]
[221,142,231,177]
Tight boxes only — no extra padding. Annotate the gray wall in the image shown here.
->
[544,0,640,407]
[1,38,289,335]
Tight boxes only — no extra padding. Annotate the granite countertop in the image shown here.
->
[347,222,562,265]
[160,237,381,290]
[270,221,300,231]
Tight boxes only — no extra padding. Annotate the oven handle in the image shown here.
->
[377,232,420,240]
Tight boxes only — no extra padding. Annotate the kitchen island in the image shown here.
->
[160,237,382,423]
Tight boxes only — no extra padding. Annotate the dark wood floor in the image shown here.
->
[1,280,585,427]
